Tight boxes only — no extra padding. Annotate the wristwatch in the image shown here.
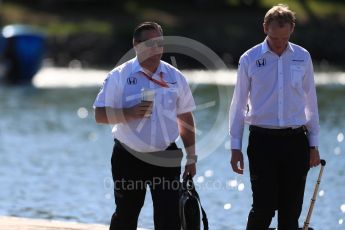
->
[186,155,198,163]
[310,146,318,150]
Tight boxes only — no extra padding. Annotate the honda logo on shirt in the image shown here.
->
[127,77,137,85]
[256,58,266,67]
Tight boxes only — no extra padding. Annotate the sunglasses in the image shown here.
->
[139,39,164,47]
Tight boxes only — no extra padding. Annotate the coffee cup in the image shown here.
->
[141,89,155,117]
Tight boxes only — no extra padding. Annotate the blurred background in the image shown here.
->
[1,0,345,230]
[1,0,345,70]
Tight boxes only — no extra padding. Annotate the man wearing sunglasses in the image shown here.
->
[93,22,197,230]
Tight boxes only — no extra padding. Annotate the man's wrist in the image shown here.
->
[186,154,197,163]
[231,149,242,153]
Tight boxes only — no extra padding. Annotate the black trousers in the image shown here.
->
[109,139,182,230]
[246,126,310,230]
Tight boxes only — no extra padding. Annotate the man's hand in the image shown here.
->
[183,163,196,178]
[126,101,153,119]
[95,101,152,124]
[310,148,320,168]
[230,149,244,174]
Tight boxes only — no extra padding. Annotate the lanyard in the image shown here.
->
[141,71,169,88]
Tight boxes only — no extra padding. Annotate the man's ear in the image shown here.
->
[133,39,139,52]
[133,39,138,47]
[263,23,268,35]
[290,23,295,34]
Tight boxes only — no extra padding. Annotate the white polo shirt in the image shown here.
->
[94,57,196,152]
[229,39,320,150]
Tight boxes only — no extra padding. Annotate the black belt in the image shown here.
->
[249,125,307,136]
[114,139,182,167]
[114,139,178,152]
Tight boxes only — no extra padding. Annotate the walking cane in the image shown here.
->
[303,159,326,230]
[269,159,326,230]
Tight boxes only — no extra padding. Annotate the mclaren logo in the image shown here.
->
[127,77,137,85]
[256,58,266,67]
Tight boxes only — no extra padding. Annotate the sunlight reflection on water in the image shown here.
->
[1,68,345,229]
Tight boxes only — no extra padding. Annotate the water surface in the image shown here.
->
[0,68,344,229]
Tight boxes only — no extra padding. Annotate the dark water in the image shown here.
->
[0,81,344,229]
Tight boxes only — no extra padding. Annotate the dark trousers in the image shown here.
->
[110,139,182,230]
[246,127,310,230]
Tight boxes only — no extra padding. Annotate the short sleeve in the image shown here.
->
[176,72,196,115]
[93,72,121,108]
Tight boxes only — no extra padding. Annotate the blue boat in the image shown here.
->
[0,24,45,84]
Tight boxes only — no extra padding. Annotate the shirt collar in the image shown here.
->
[261,39,294,55]
[287,42,294,52]
[132,57,167,76]
[261,39,271,55]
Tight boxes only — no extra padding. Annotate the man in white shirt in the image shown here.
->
[229,4,321,230]
[94,22,197,230]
